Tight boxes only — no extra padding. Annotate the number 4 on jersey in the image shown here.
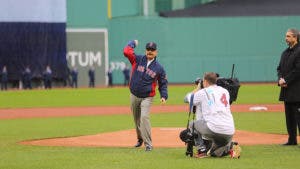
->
[220,93,228,107]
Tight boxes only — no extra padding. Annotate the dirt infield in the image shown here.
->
[2,103,296,147]
[0,104,283,119]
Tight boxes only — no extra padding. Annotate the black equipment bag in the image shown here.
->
[216,78,240,104]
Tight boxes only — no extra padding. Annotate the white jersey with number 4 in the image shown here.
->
[193,85,235,135]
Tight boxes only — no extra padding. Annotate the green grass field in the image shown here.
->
[1,84,299,169]
[0,83,280,108]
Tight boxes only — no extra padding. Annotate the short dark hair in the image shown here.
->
[203,72,217,85]
[287,28,300,42]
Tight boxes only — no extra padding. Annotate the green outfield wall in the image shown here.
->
[108,16,300,83]
[66,0,206,28]
[67,0,142,28]
[66,1,300,85]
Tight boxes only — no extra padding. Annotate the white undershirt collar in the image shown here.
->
[147,59,154,68]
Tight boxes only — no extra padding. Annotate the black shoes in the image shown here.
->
[145,146,153,151]
[134,139,143,147]
[282,142,297,146]
[134,139,153,151]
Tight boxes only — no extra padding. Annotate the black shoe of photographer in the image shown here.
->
[134,139,143,148]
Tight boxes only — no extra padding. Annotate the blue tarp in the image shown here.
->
[0,22,67,81]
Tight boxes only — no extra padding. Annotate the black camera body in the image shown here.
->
[194,78,204,88]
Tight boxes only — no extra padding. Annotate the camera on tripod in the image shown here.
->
[193,76,240,104]
[193,66,240,105]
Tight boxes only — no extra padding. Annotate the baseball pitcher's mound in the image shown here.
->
[20,127,298,148]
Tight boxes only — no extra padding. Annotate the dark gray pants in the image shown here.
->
[189,120,233,157]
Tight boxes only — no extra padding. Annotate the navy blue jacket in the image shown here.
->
[88,69,95,81]
[1,71,8,82]
[123,46,168,99]
[123,67,130,80]
[71,70,78,81]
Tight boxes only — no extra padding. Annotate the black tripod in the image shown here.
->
[185,94,196,157]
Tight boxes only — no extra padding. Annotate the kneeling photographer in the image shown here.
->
[184,72,241,158]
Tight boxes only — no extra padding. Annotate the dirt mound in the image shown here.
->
[21,127,298,148]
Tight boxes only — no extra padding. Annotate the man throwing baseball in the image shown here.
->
[123,40,168,151]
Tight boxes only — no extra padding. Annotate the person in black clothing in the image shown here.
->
[122,64,130,86]
[88,66,95,88]
[63,67,71,87]
[23,66,32,89]
[107,66,113,87]
[43,65,52,89]
[1,65,8,90]
[277,28,300,146]
[70,67,78,88]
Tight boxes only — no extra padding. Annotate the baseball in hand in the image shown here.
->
[134,40,138,46]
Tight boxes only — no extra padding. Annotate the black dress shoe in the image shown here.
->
[145,146,153,151]
[282,142,297,146]
[134,139,143,147]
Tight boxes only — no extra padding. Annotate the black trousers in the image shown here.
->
[284,102,300,144]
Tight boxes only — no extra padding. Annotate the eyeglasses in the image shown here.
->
[146,48,156,51]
